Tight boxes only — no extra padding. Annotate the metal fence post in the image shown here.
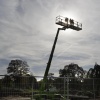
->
[64,75,69,100]
[67,75,69,100]
[64,75,66,99]
[31,76,33,100]
[93,78,95,100]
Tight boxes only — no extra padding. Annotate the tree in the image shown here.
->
[87,63,100,97]
[87,63,100,78]
[7,59,31,76]
[59,63,85,78]
[58,63,85,94]
[1,59,38,92]
[6,60,38,88]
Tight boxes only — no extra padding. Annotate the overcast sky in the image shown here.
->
[0,0,100,76]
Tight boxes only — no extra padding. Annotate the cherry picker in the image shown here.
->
[34,15,82,100]
[44,15,82,82]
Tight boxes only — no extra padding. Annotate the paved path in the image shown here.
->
[0,97,31,100]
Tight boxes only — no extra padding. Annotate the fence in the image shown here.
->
[0,75,100,100]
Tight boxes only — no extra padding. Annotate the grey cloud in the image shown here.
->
[16,0,25,16]
[55,54,91,61]
[0,0,100,77]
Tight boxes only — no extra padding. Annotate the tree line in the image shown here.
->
[0,59,100,98]
[6,60,100,79]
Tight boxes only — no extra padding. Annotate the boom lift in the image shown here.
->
[43,15,82,82]
[34,15,82,99]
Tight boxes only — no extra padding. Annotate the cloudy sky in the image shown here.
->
[0,0,100,76]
